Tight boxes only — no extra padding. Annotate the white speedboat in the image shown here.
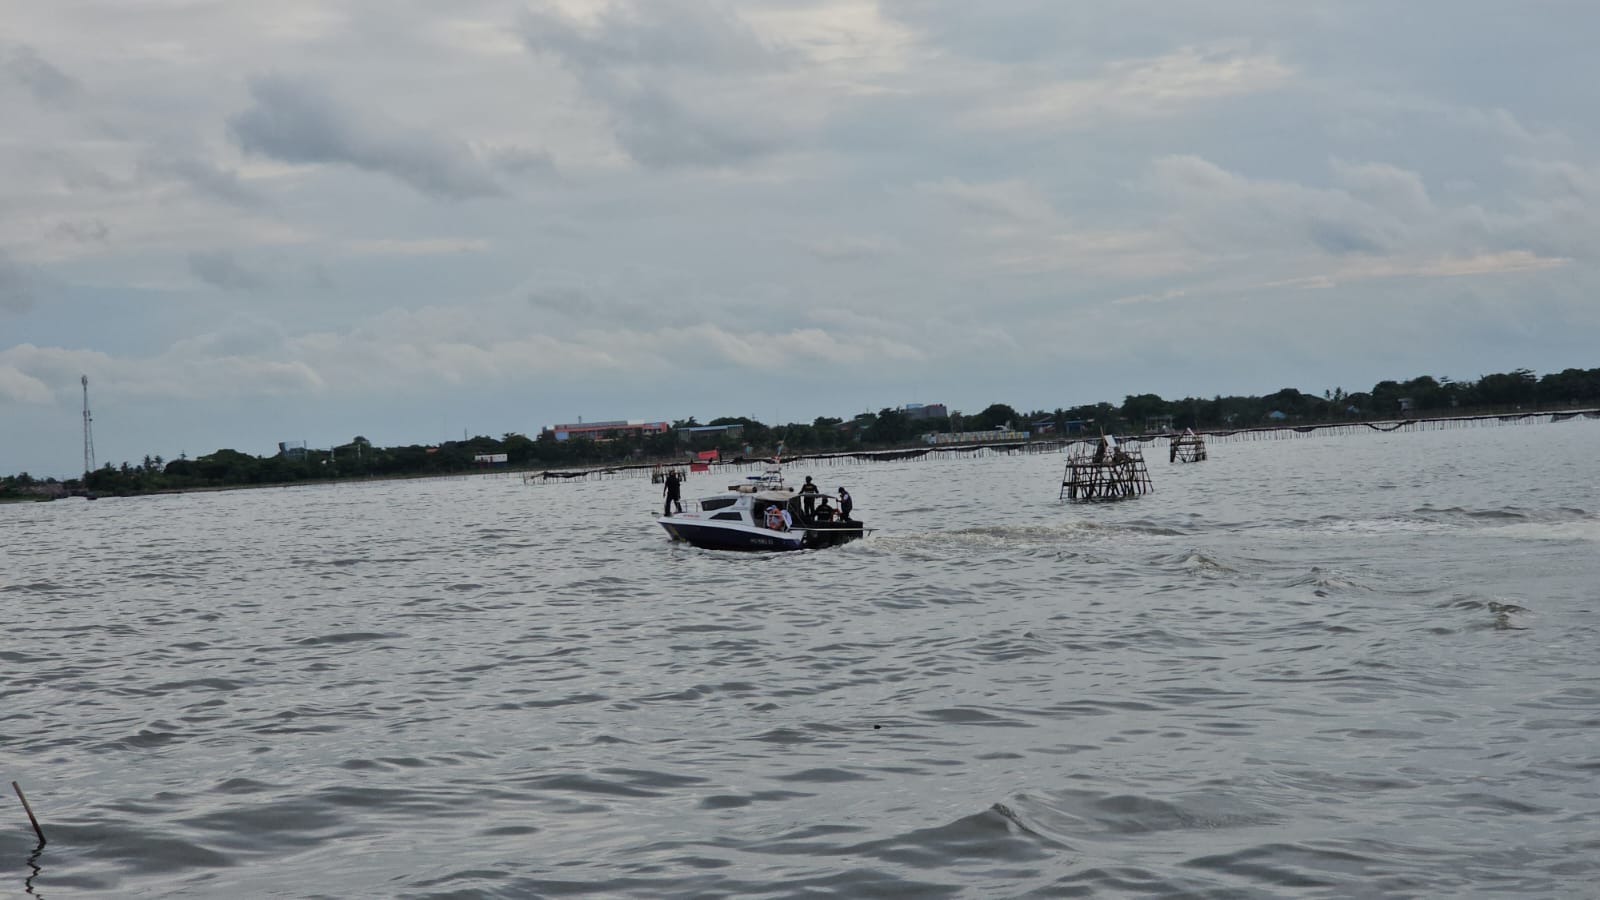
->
[658,475,868,552]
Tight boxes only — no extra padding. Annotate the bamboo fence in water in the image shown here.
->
[521,408,1600,484]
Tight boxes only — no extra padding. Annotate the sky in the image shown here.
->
[3,0,1599,478]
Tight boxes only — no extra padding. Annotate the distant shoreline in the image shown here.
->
[10,406,1597,503]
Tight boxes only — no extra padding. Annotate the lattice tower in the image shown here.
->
[82,374,96,477]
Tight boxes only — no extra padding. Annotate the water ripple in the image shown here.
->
[3,425,1599,897]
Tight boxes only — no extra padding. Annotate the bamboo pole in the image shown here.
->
[12,781,45,845]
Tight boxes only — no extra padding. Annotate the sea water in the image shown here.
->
[2,421,1598,897]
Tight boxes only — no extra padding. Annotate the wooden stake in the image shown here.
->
[11,781,46,846]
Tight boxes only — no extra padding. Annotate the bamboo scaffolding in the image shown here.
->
[1060,445,1152,502]
[1168,433,1207,463]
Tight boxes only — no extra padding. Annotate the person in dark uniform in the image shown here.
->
[836,486,852,521]
[663,469,683,516]
[799,475,820,520]
[813,497,836,522]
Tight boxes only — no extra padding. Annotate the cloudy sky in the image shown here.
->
[4,0,1598,477]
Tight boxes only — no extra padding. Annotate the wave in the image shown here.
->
[1303,505,1597,542]
[949,521,1186,541]
[1000,788,1284,840]
[871,521,1189,562]
[1146,549,1259,579]
[1410,504,1592,525]
[1437,596,1532,630]
[1281,566,1375,593]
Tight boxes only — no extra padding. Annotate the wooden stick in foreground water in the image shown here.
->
[11,781,46,845]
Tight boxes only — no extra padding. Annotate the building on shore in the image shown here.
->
[923,428,1030,445]
[543,420,670,442]
[677,423,745,444]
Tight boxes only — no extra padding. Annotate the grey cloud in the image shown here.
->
[189,250,269,292]
[34,150,123,193]
[519,0,781,73]
[918,178,1059,223]
[877,0,1312,65]
[607,84,780,168]
[1149,155,1406,256]
[1306,219,1386,255]
[1145,150,1600,277]
[525,281,723,330]
[0,251,34,313]
[1470,159,1600,259]
[0,366,54,405]
[806,236,898,262]
[1512,159,1600,203]
[168,317,289,358]
[527,286,595,317]
[2,44,80,103]
[48,220,111,245]
[229,76,504,199]
[140,153,264,208]
[306,262,336,291]
[877,0,1107,63]
[517,2,789,168]
[525,284,671,326]
[1332,160,1434,219]
[487,145,557,178]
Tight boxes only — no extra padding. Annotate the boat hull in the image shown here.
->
[658,517,868,552]
[659,518,806,552]
[798,521,869,549]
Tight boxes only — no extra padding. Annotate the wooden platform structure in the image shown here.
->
[1168,431,1207,463]
[1060,441,1152,501]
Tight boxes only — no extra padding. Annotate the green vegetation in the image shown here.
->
[0,471,66,502]
[5,366,1598,499]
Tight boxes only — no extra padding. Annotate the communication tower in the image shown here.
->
[82,374,96,477]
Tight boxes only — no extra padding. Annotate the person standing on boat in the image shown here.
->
[799,476,820,520]
[836,486,852,521]
[663,469,683,516]
[764,503,786,531]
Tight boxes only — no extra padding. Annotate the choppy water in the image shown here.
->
[3,422,1599,898]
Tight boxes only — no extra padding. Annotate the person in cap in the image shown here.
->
[663,468,683,515]
[799,475,820,520]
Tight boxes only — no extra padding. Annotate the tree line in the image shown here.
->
[3,365,1597,499]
